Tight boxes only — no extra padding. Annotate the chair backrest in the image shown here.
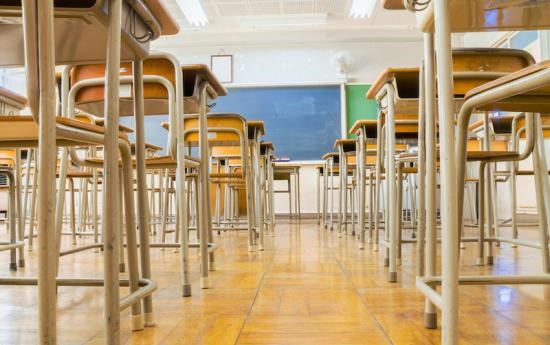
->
[183,114,247,149]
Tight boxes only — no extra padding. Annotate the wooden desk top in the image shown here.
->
[464,61,550,112]
[144,0,180,36]
[321,152,339,160]
[182,64,227,98]
[415,0,550,33]
[349,120,378,136]
[366,68,420,100]
[260,141,275,155]
[334,139,357,152]
[248,120,266,139]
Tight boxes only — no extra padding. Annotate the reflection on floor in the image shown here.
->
[0,219,549,344]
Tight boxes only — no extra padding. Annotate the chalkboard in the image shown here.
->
[346,84,378,138]
[119,85,342,160]
[212,85,342,161]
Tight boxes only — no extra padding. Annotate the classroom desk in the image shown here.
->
[367,67,420,283]
[260,141,276,235]
[333,139,357,236]
[406,2,550,343]
[248,120,266,250]
[273,163,301,221]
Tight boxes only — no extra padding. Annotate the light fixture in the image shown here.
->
[176,0,208,27]
[349,0,378,19]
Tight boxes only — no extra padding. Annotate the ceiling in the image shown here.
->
[154,0,421,48]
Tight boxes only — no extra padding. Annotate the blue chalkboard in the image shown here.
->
[213,85,341,160]
[119,85,342,161]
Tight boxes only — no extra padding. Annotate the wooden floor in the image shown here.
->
[1,219,550,344]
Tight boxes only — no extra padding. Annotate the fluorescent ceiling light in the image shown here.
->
[349,0,378,19]
[176,0,208,27]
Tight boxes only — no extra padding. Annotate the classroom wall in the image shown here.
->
[153,41,424,85]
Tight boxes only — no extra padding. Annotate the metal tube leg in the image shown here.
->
[338,151,343,237]
[358,131,366,249]
[533,115,550,273]
[24,0,59,341]
[434,0,460,341]
[477,162,486,266]
[423,32,437,329]
[288,179,292,221]
[132,60,155,319]
[416,63,426,276]
[485,162,494,265]
[342,154,348,235]
[296,169,301,220]
[28,150,38,250]
[22,148,32,241]
[396,165,403,267]
[118,172,125,273]
[103,0,123,341]
[386,85,398,283]
[329,159,334,230]
[161,171,170,244]
[69,178,76,245]
[368,171,374,245]
[3,171,17,271]
[509,162,518,245]
[120,144,144,331]
[14,149,24,267]
[198,85,212,288]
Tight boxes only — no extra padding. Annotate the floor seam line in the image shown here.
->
[233,236,279,345]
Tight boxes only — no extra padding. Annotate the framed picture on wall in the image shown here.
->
[211,54,233,83]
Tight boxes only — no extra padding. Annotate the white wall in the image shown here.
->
[153,41,424,85]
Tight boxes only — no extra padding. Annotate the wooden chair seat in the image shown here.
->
[0,116,128,146]
[86,155,199,169]
[260,141,275,156]
[466,151,520,161]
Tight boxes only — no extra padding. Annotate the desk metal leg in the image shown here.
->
[434,1,460,342]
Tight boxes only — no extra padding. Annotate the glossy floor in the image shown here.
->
[0,219,549,344]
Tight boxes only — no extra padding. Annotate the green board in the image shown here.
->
[345,84,378,138]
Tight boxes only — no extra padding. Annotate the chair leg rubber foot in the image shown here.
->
[9,263,17,271]
[18,259,25,268]
[182,284,192,297]
[373,244,379,252]
[200,277,211,289]
[476,258,485,266]
[486,256,494,265]
[131,314,144,331]
[248,245,254,252]
[424,312,437,329]
[358,243,365,250]
[144,312,155,327]
[388,272,397,283]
